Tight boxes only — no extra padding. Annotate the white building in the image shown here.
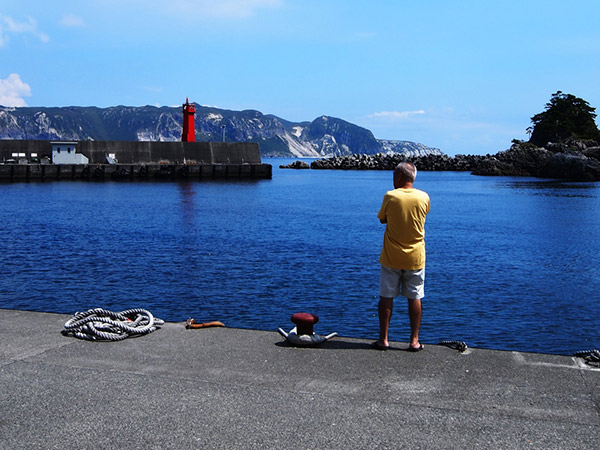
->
[51,142,89,165]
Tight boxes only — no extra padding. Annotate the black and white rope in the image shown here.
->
[574,349,600,368]
[63,308,164,341]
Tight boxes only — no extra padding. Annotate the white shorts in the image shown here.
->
[379,265,425,300]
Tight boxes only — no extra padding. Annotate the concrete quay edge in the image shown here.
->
[0,308,598,449]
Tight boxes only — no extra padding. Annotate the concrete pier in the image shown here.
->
[0,308,598,449]
[0,162,272,181]
[0,140,272,181]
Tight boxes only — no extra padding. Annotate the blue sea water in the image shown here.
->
[1,158,598,355]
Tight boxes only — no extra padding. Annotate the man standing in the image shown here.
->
[373,162,430,351]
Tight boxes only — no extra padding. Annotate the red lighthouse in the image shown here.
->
[182,98,196,142]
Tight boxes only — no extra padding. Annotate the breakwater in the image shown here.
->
[304,139,600,181]
[309,153,479,171]
[0,162,272,181]
[0,140,263,165]
[0,139,272,181]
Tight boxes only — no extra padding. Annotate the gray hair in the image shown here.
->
[394,162,417,182]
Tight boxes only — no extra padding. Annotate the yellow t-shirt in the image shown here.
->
[378,188,430,270]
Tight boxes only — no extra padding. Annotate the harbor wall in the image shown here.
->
[0,140,271,181]
[0,162,272,181]
[0,140,262,165]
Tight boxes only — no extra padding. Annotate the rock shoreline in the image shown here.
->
[281,139,600,181]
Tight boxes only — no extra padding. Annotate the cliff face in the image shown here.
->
[0,105,441,158]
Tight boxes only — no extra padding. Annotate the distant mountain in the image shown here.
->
[0,104,442,158]
[378,139,443,158]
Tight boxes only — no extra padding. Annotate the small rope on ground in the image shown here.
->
[63,308,164,341]
[574,349,600,368]
[186,318,225,329]
[439,340,468,352]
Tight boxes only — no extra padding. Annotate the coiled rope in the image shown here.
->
[439,340,468,352]
[574,349,600,368]
[63,308,164,341]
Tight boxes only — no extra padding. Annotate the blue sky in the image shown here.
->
[1,0,599,155]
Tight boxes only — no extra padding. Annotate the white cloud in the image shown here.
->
[0,73,32,107]
[0,15,49,47]
[368,110,426,120]
[59,14,86,28]
[362,106,526,156]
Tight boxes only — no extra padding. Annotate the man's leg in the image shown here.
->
[378,296,394,347]
[407,298,422,349]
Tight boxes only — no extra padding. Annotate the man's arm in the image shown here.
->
[378,194,388,224]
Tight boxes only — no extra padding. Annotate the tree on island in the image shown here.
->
[528,91,600,148]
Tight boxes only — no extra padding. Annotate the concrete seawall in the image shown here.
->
[1,308,598,449]
[0,162,272,181]
[0,140,272,181]
[77,140,262,165]
[0,140,263,165]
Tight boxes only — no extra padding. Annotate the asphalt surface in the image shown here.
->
[1,308,598,449]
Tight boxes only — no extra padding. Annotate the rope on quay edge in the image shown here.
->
[63,308,164,341]
[439,340,468,353]
[574,349,600,368]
